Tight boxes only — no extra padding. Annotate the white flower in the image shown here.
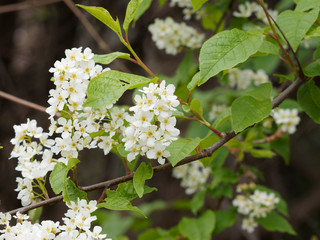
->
[148,17,204,55]
[272,108,300,134]
[146,143,170,164]
[172,161,211,194]
[242,217,258,233]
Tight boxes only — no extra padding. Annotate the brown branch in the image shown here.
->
[0,90,47,113]
[0,0,62,14]
[5,75,307,216]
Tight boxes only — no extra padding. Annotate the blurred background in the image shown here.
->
[0,0,320,239]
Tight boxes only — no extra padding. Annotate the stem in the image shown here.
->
[97,188,107,204]
[252,129,284,144]
[36,179,49,200]
[257,0,299,76]
[73,166,78,187]
[124,158,131,175]
[122,39,156,78]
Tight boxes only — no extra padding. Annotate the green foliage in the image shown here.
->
[77,5,123,38]
[166,138,201,166]
[212,208,237,234]
[178,210,215,240]
[99,197,147,218]
[63,179,87,204]
[106,182,156,201]
[298,80,320,124]
[93,52,130,65]
[256,211,296,235]
[133,162,153,198]
[271,134,290,164]
[231,96,272,133]
[133,0,153,25]
[123,0,143,33]
[191,0,208,11]
[276,9,318,52]
[84,70,156,108]
[199,28,263,85]
[49,158,79,194]
[191,190,206,214]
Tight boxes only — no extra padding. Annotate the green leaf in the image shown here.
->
[190,99,203,117]
[303,62,320,77]
[191,0,208,11]
[231,96,272,133]
[174,51,198,85]
[212,107,231,129]
[249,148,275,158]
[93,52,130,65]
[158,0,167,6]
[50,163,68,194]
[94,210,135,238]
[276,10,318,52]
[28,207,43,224]
[211,146,229,169]
[166,138,201,166]
[243,83,273,101]
[297,80,320,124]
[294,0,320,12]
[187,72,201,91]
[191,190,206,215]
[63,179,87,204]
[256,211,296,235]
[133,0,152,25]
[178,210,215,240]
[209,183,233,198]
[84,70,155,108]
[99,197,147,218]
[123,0,143,33]
[77,5,122,38]
[199,29,263,85]
[279,99,302,111]
[258,38,280,56]
[211,168,238,188]
[107,181,156,201]
[197,135,219,167]
[271,135,290,164]
[274,73,295,83]
[138,228,173,240]
[133,162,153,198]
[212,207,237,234]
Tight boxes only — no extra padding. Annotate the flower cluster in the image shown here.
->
[122,81,180,164]
[232,183,280,233]
[208,104,227,121]
[172,161,211,194]
[47,47,106,118]
[233,1,278,25]
[0,199,111,240]
[10,48,125,206]
[10,119,56,206]
[169,0,206,20]
[228,68,269,89]
[148,17,205,55]
[271,108,300,134]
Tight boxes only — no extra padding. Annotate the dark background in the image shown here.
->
[1,0,320,239]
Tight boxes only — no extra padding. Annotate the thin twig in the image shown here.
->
[0,0,62,14]
[0,90,47,113]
